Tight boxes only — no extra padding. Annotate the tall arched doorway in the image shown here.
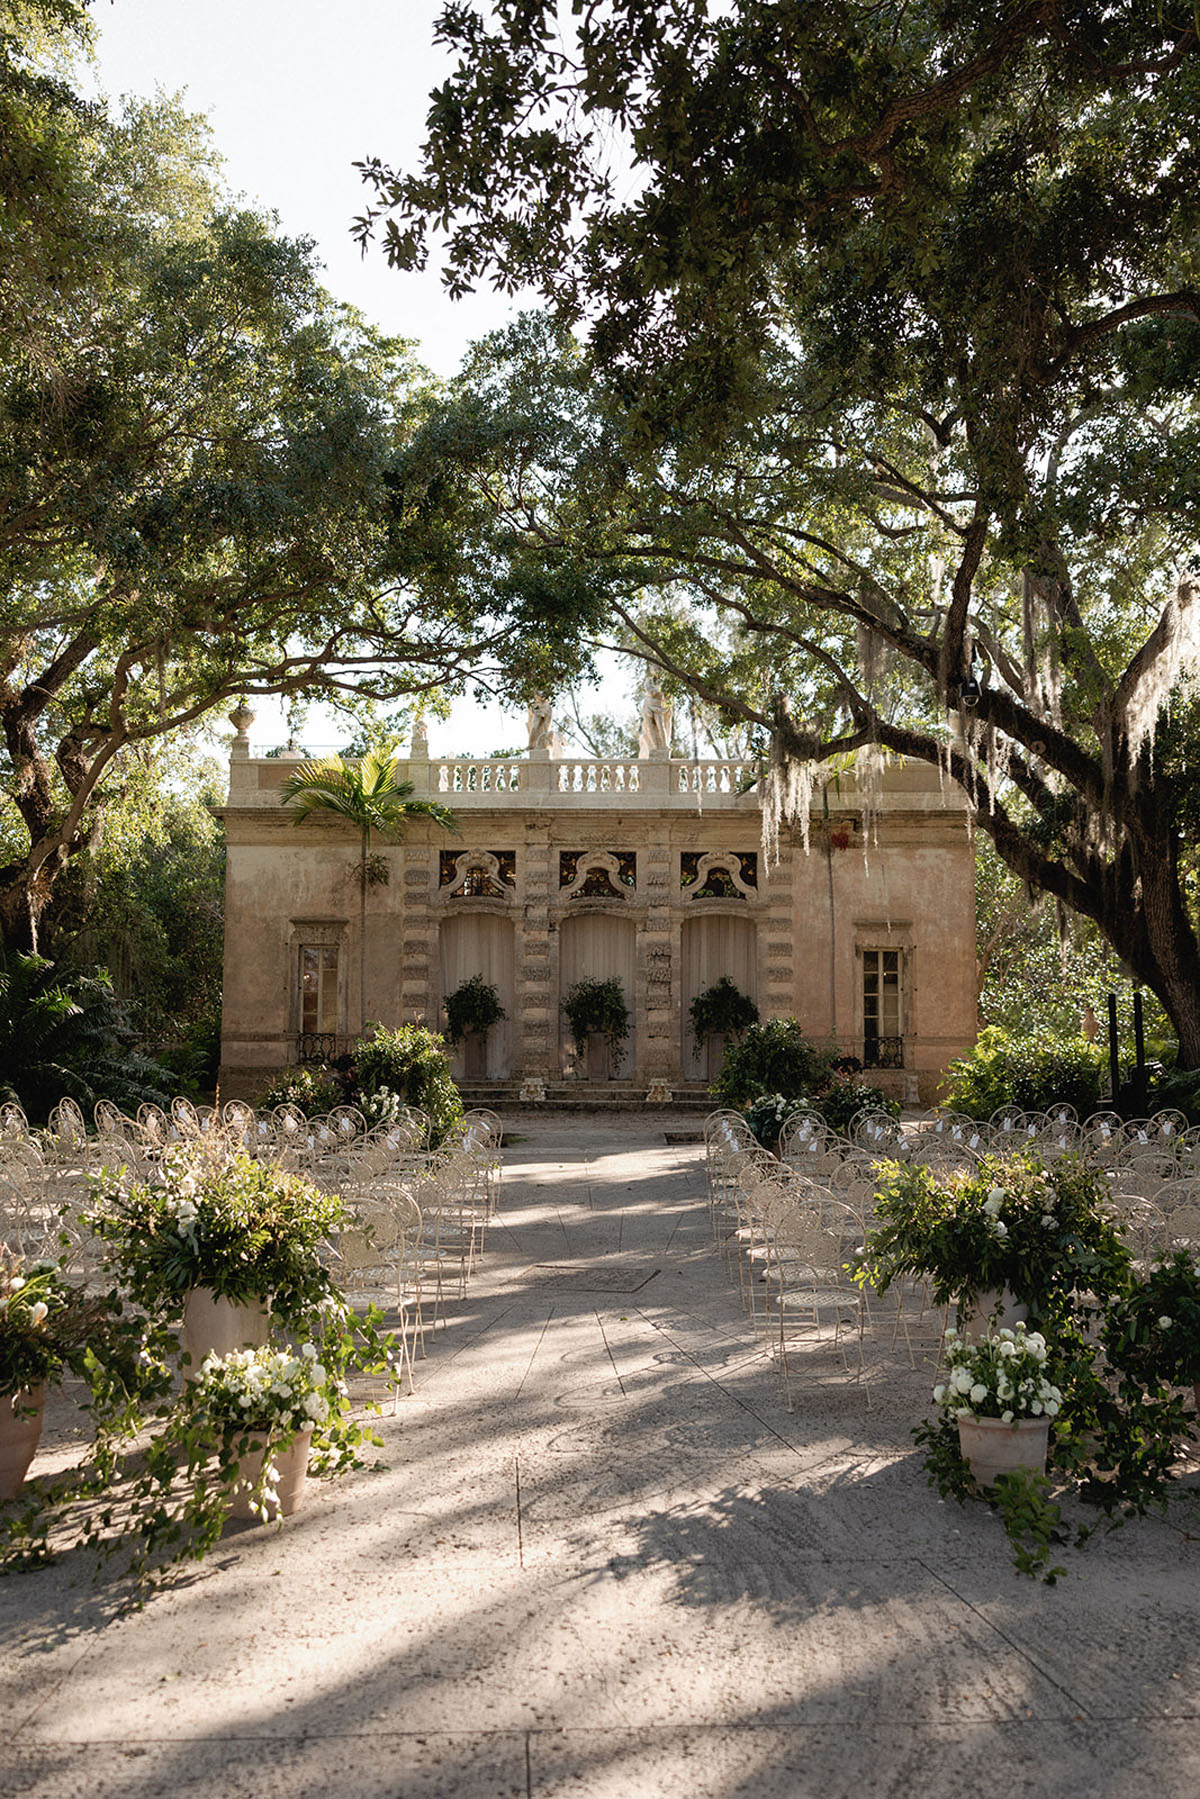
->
[558,911,637,1080]
[681,913,758,1081]
[438,914,515,1079]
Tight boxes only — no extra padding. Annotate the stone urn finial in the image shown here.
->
[229,701,255,739]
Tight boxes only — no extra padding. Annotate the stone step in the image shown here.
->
[455,1081,715,1114]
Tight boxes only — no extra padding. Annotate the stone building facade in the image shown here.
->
[218,716,977,1103]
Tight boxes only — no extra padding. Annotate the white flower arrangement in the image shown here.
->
[188,1343,331,1439]
[933,1323,1063,1425]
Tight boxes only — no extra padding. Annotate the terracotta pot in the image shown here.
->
[182,1288,270,1375]
[0,1384,46,1500]
[956,1287,1028,1341]
[957,1414,1050,1487]
[230,1426,313,1521]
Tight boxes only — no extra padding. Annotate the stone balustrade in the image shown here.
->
[226,748,764,811]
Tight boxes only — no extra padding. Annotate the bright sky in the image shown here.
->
[88,1,633,755]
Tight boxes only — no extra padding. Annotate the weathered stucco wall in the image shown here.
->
[219,738,976,1104]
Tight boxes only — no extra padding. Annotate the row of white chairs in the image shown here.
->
[703,1103,1200,1407]
[0,1099,505,1398]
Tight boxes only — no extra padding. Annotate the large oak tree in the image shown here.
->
[0,5,536,951]
[360,1,1200,1060]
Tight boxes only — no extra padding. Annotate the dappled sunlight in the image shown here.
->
[5,1122,1199,1797]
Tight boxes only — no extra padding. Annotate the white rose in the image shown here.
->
[932,1384,947,1404]
[970,1382,988,1405]
[1001,1409,1014,1424]
[1158,1315,1173,1329]
[983,1195,1003,1216]
[1044,1399,1060,1417]
[9,1276,25,1292]
[1030,1400,1043,1415]
[310,1364,327,1384]
[992,1220,1008,1237]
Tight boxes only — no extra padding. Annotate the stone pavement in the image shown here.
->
[1,1114,1198,1799]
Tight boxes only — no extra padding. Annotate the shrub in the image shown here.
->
[817,1070,899,1134]
[350,1022,462,1145]
[0,945,171,1122]
[744,1093,813,1149]
[711,1019,832,1106]
[941,1025,1108,1119]
[259,1065,344,1117]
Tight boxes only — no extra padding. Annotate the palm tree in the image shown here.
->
[280,748,457,1036]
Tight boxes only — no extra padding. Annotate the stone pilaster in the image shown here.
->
[640,843,675,1083]
[518,827,554,1080]
[399,844,438,1026]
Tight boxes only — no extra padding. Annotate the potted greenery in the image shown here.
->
[87,1139,346,1365]
[1105,1250,1200,1410]
[0,1253,123,1499]
[689,977,758,1078]
[562,977,630,1079]
[182,1343,331,1521]
[859,1152,1131,1329]
[443,974,507,1078]
[933,1323,1063,1487]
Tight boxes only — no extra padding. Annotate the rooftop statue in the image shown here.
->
[639,681,672,757]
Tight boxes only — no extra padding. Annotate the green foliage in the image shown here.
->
[87,1146,346,1326]
[0,944,171,1121]
[861,1153,1132,1318]
[743,1093,813,1150]
[714,1018,898,1135]
[561,977,630,1071]
[941,1025,1109,1120]
[351,1022,462,1146]
[359,8,1200,1061]
[711,1019,831,1107]
[1104,1252,1200,1389]
[443,973,506,1046]
[279,749,457,872]
[974,839,1171,1045]
[40,740,227,1080]
[688,976,758,1052]
[0,1295,397,1587]
[0,18,518,949]
[816,1072,899,1135]
[0,1252,126,1397]
[258,1065,343,1118]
